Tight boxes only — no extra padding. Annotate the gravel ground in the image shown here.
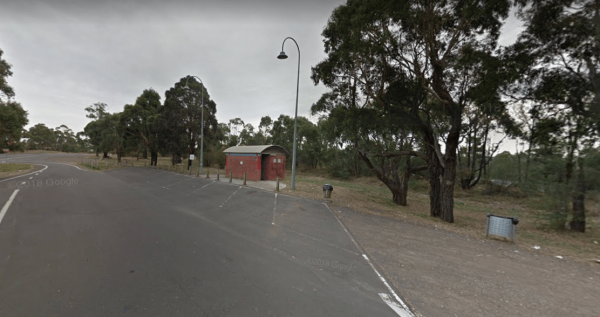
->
[330,204,600,317]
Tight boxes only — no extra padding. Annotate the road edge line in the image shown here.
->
[0,164,48,183]
[323,203,415,317]
[0,189,20,226]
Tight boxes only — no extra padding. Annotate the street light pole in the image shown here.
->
[277,37,300,190]
[184,75,205,175]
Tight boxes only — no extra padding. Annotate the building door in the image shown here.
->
[261,154,267,180]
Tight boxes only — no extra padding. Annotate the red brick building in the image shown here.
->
[224,145,288,181]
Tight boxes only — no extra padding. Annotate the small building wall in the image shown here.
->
[263,154,286,180]
[225,154,261,181]
[225,153,286,181]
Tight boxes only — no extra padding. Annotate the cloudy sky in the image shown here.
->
[1,0,523,151]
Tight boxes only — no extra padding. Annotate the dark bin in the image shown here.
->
[323,184,333,199]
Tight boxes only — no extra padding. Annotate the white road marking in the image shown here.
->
[323,203,414,317]
[29,177,33,180]
[50,162,86,171]
[0,189,19,226]
[185,181,215,196]
[272,193,277,225]
[220,186,241,208]
[380,293,413,317]
[0,164,48,183]
[364,254,413,316]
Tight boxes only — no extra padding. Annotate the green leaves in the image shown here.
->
[0,101,28,151]
[0,48,15,102]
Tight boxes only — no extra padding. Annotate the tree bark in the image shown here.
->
[439,114,461,223]
[571,157,586,232]
[357,151,412,206]
[103,152,108,158]
[116,147,122,163]
[150,151,158,166]
[426,138,442,217]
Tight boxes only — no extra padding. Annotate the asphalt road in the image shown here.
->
[0,154,413,317]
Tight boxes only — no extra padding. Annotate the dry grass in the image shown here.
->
[279,169,600,264]
[0,163,32,174]
[79,155,226,176]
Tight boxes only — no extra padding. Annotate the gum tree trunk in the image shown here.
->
[571,157,586,232]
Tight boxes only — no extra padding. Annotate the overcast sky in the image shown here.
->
[1,0,523,151]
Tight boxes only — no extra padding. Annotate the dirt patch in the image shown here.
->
[277,172,600,316]
[332,204,600,317]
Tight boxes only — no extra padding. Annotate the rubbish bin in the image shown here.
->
[323,184,333,198]
[485,213,519,241]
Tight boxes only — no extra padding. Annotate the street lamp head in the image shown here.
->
[277,51,288,59]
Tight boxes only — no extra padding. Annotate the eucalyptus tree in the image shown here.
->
[257,115,274,144]
[457,103,516,189]
[84,102,109,157]
[162,76,218,168]
[508,0,600,232]
[122,89,162,165]
[312,0,513,222]
[0,48,28,151]
[24,123,55,150]
[0,48,14,102]
[0,100,28,151]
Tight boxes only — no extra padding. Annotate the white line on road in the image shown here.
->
[0,189,19,226]
[379,293,413,317]
[323,203,414,317]
[220,186,241,208]
[185,181,215,196]
[0,165,48,183]
[272,193,277,225]
[29,177,33,179]
[50,162,87,171]
[364,254,413,316]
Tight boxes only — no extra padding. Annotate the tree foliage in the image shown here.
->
[311,0,514,222]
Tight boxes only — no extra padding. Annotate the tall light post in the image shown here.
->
[277,37,300,190]
[184,75,205,174]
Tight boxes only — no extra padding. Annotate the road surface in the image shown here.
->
[0,153,413,316]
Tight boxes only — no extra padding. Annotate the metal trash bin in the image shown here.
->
[485,213,519,241]
[323,184,333,198]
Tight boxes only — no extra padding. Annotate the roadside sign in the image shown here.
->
[190,154,195,160]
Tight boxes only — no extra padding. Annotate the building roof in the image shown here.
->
[223,145,289,155]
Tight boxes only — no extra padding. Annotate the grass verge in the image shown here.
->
[279,168,600,264]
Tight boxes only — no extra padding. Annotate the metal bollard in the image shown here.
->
[229,172,232,183]
[206,169,209,178]
[243,173,247,186]
[276,177,280,191]
[217,169,220,181]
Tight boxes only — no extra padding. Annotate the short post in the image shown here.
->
[243,172,247,186]
[229,172,232,183]
[206,168,210,178]
[276,177,280,192]
[217,169,220,180]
